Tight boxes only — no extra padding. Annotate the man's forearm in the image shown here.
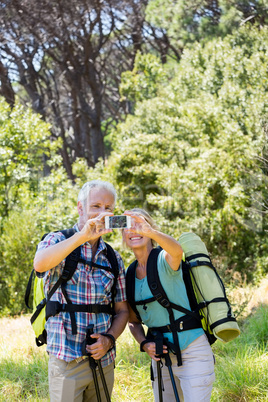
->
[107,302,129,340]
[85,303,129,359]
[34,232,87,272]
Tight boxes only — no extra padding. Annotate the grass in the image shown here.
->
[0,278,268,401]
[0,315,48,401]
[0,316,153,402]
[210,304,268,402]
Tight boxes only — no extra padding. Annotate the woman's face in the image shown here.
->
[122,210,154,253]
[123,225,152,251]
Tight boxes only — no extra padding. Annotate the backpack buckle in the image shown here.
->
[36,298,46,311]
[46,301,62,320]
[61,269,70,281]
[154,292,171,308]
[160,298,170,308]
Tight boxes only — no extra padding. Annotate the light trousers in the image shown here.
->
[151,335,215,402]
[48,355,114,402]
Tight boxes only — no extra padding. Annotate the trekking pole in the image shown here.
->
[96,359,111,402]
[156,360,163,402]
[86,325,101,402]
[163,353,180,402]
[86,324,111,402]
[151,331,164,402]
[89,355,101,402]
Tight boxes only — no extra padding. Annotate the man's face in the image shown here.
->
[78,187,115,225]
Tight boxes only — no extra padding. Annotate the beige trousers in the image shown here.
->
[151,335,215,402]
[48,355,114,402]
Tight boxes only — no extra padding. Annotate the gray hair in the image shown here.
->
[78,180,117,206]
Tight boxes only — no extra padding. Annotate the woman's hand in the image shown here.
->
[143,342,168,362]
[123,210,153,237]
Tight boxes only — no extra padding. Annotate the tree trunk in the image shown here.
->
[0,61,15,108]
[91,123,104,164]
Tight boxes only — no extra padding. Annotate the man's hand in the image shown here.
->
[80,212,113,242]
[86,333,113,360]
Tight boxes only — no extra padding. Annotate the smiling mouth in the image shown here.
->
[130,236,143,240]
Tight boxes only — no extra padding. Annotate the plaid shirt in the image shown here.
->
[36,224,126,366]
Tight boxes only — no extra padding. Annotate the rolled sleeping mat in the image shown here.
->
[179,232,240,343]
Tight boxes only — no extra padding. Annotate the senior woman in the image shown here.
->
[123,208,215,402]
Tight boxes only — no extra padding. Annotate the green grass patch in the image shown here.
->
[0,316,49,401]
[0,306,267,401]
[211,305,268,402]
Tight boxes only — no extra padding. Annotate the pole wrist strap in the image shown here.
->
[140,339,151,352]
[101,333,116,351]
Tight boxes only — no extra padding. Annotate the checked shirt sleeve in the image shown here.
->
[35,231,66,279]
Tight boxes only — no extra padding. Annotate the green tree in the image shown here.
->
[0,0,180,177]
[106,26,268,280]
[146,0,268,48]
[120,52,167,104]
[0,99,79,315]
[0,98,53,222]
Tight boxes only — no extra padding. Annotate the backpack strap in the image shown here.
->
[105,242,119,314]
[26,228,79,318]
[126,260,142,322]
[46,301,114,319]
[25,268,36,309]
[146,248,200,319]
[53,233,119,334]
[58,228,81,334]
[146,248,182,365]
[187,253,215,270]
[146,247,202,366]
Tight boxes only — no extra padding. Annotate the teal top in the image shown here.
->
[135,250,204,351]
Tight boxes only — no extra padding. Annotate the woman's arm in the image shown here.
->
[128,304,167,361]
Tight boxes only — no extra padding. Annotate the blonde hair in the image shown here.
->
[124,208,159,248]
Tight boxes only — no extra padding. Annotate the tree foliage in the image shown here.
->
[106,26,268,279]
[0,0,179,178]
[120,52,167,103]
[1,23,268,315]
[146,0,268,47]
[2,1,267,179]
[0,98,78,315]
[0,99,53,221]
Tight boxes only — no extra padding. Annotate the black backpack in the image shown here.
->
[25,228,119,347]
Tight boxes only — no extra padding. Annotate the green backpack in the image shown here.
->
[25,228,119,347]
